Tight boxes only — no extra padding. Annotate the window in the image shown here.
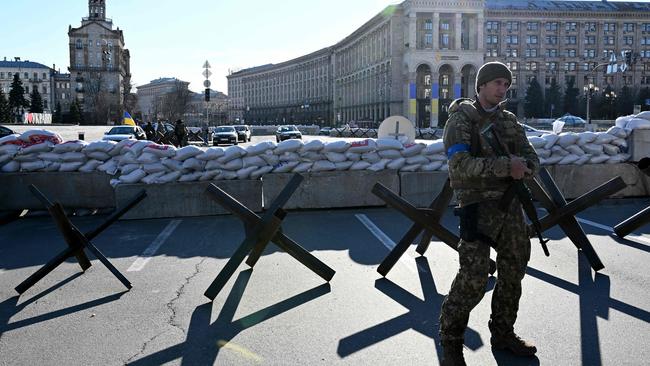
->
[546,36,558,45]
[88,39,92,47]
[584,22,597,32]
[624,36,634,45]
[506,35,518,44]
[425,33,433,45]
[584,49,596,58]
[487,35,498,44]
[583,63,590,71]
[0,73,3,79]
[485,49,498,57]
[24,72,28,79]
[440,21,450,31]
[565,49,576,57]
[43,100,48,109]
[42,72,47,79]
[642,76,650,85]
[42,86,47,93]
[565,22,578,32]
[546,62,558,71]
[76,39,83,49]
[506,48,518,57]
[545,49,558,57]
[604,23,616,32]
[526,35,538,44]
[642,37,650,45]
[424,19,432,30]
[643,23,650,32]
[486,21,499,31]
[506,21,519,31]
[623,75,633,85]
[512,74,517,85]
[565,36,577,45]
[441,33,450,47]
[527,22,539,31]
[526,75,536,83]
[564,62,576,71]
[603,49,615,58]
[507,61,519,70]
[585,36,596,45]
[525,61,537,71]
[604,36,615,45]
[525,48,538,57]
[545,22,558,31]
[545,76,556,85]
[624,23,635,32]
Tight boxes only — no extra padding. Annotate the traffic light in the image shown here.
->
[205,88,210,102]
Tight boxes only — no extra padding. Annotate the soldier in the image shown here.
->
[143,121,155,141]
[174,119,188,147]
[439,61,540,365]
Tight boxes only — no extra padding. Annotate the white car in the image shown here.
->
[102,126,146,141]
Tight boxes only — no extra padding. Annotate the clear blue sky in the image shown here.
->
[4,0,399,94]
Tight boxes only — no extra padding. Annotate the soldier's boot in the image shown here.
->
[490,332,537,356]
[440,340,467,366]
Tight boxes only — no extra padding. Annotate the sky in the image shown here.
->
[3,0,400,94]
[4,0,641,95]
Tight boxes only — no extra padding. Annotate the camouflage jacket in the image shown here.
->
[442,98,540,206]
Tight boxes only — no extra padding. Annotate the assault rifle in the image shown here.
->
[480,123,550,256]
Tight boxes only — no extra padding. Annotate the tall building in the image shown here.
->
[0,58,54,114]
[136,77,190,122]
[227,0,650,127]
[68,0,131,124]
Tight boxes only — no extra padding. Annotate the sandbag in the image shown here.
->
[565,145,585,156]
[85,151,111,161]
[582,143,604,155]
[401,143,426,157]
[273,161,300,173]
[422,161,443,171]
[242,155,267,168]
[173,145,203,161]
[19,130,63,145]
[551,146,569,157]
[246,141,275,156]
[158,171,182,183]
[61,152,87,162]
[136,152,160,164]
[527,136,546,148]
[222,158,243,171]
[251,165,274,179]
[13,153,39,162]
[602,144,619,156]
[625,118,650,130]
[589,155,610,164]
[344,152,361,161]
[406,155,429,165]
[21,160,48,172]
[143,144,176,158]
[387,157,406,170]
[542,134,559,149]
[196,147,225,161]
[378,149,402,159]
[182,157,206,170]
[218,145,247,163]
[21,142,53,154]
[322,140,350,153]
[38,152,63,162]
[367,158,390,172]
[97,159,119,175]
[347,139,376,153]
[292,162,312,173]
[279,152,300,162]
[84,141,117,154]
[557,132,579,148]
[350,161,371,170]
[576,132,597,145]
[423,140,445,154]
[236,166,257,180]
[325,152,347,163]
[375,138,403,151]
[141,171,166,184]
[59,161,84,172]
[361,152,381,163]
[79,159,103,172]
[120,163,141,175]
[143,162,166,174]
[311,160,336,172]
[275,139,303,154]
[1,161,20,172]
[606,126,628,139]
[162,158,184,171]
[300,140,325,152]
[400,164,421,172]
[558,154,580,165]
[334,161,354,170]
[178,171,203,182]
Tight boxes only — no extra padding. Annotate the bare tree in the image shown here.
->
[159,80,191,122]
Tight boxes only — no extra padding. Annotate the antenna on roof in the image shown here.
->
[14,57,20,61]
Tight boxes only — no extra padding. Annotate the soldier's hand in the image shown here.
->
[510,156,531,180]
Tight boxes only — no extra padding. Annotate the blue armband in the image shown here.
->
[447,143,470,159]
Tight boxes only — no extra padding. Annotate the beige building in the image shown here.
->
[68,0,131,124]
[227,0,650,127]
[136,77,190,122]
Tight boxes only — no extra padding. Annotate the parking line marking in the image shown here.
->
[127,219,182,272]
[355,214,416,273]
[576,217,650,246]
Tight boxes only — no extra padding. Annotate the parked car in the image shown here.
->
[521,123,551,137]
[102,125,146,142]
[275,125,302,143]
[233,125,251,142]
[0,125,15,138]
[213,126,238,145]
[318,127,332,136]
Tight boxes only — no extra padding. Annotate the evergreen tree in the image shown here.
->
[53,101,63,124]
[597,85,614,120]
[68,100,82,125]
[563,79,580,117]
[617,86,634,117]
[544,78,562,118]
[636,87,650,112]
[29,88,44,113]
[0,89,11,124]
[8,73,29,120]
[523,77,544,118]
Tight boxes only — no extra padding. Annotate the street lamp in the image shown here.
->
[300,102,310,124]
[583,83,599,124]
[605,91,617,120]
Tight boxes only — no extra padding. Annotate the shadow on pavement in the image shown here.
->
[337,256,484,363]
[128,269,330,365]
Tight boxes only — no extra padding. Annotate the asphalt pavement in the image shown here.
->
[0,199,649,365]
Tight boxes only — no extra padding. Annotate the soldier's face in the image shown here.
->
[479,78,510,107]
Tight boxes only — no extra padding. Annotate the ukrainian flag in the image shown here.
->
[123,111,136,126]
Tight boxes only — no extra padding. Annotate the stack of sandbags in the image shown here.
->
[1,130,64,173]
[529,127,630,166]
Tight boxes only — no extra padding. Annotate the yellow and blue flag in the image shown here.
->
[123,111,136,126]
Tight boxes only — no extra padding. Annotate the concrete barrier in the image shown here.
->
[114,180,262,220]
[630,129,650,162]
[262,170,399,209]
[0,172,114,210]
[399,171,453,208]
[544,163,650,199]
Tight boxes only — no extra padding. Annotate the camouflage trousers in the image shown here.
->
[439,199,531,342]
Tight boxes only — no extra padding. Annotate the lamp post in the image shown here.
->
[606,91,617,120]
[301,101,310,124]
[583,83,599,124]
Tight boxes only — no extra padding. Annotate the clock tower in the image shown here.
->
[88,0,106,21]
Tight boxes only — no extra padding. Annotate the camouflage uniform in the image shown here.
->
[439,98,540,342]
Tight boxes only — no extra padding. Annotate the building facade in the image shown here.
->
[227,0,650,127]
[68,0,131,124]
[136,77,190,122]
[0,58,54,115]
